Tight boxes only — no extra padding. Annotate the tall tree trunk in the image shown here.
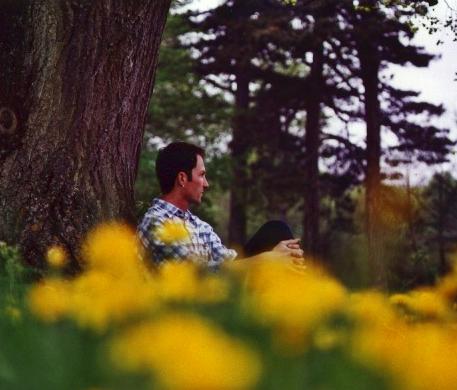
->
[405,169,418,253]
[228,72,250,248]
[302,43,323,258]
[0,0,170,269]
[359,44,386,287]
[437,175,447,274]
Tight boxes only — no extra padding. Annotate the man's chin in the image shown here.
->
[190,198,203,206]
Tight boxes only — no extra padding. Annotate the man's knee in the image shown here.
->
[243,220,294,256]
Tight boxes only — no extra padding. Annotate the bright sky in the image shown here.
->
[392,2,457,129]
[387,2,457,183]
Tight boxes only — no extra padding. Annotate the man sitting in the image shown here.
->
[138,142,303,267]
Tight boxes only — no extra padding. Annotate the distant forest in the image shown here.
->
[136,0,457,289]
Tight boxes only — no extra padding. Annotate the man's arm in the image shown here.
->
[271,239,304,258]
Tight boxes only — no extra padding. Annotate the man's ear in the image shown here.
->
[176,171,187,187]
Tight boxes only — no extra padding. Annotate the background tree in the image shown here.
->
[145,10,230,144]
[420,172,457,274]
[328,0,454,284]
[186,0,303,247]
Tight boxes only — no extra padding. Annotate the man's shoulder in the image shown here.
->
[189,213,213,231]
[139,199,171,228]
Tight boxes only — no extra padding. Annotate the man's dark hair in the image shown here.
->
[156,142,205,194]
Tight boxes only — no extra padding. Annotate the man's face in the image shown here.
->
[183,154,209,205]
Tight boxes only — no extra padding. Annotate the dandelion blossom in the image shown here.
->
[154,219,190,244]
[27,279,71,322]
[46,245,67,268]
[111,312,261,389]
[82,222,145,277]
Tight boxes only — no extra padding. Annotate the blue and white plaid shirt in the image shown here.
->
[138,198,237,268]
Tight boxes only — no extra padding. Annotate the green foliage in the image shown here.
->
[0,242,23,289]
[147,12,231,144]
[418,172,457,271]
[0,242,38,301]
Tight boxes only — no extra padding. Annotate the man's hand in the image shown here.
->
[272,238,304,258]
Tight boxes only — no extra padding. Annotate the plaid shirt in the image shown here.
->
[138,198,237,268]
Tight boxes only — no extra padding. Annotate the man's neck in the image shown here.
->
[161,192,189,212]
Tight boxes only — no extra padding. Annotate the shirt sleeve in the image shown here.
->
[204,223,238,265]
[138,213,190,264]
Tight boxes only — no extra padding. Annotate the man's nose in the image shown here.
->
[204,178,209,188]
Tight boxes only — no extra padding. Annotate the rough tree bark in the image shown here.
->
[0,0,171,269]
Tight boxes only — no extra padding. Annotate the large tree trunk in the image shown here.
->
[359,43,386,287]
[0,0,170,269]
[228,72,250,248]
[302,44,323,258]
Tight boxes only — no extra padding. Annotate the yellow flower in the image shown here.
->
[244,258,347,329]
[198,274,230,303]
[111,312,262,389]
[235,257,346,353]
[46,245,67,268]
[27,278,71,322]
[353,321,457,390]
[155,261,230,304]
[156,261,199,301]
[28,270,157,331]
[348,291,399,327]
[348,289,457,390]
[391,289,451,320]
[82,222,146,278]
[68,270,157,332]
[154,219,190,244]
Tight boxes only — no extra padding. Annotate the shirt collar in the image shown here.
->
[153,198,197,223]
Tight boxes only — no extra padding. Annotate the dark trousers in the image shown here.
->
[243,220,294,257]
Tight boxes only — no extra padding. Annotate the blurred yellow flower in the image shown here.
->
[391,289,451,320]
[111,312,261,389]
[353,321,457,390]
[235,257,346,353]
[69,270,157,332]
[244,258,347,330]
[154,219,190,244]
[28,271,157,331]
[82,222,146,278]
[156,261,199,301]
[198,274,230,303]
[46,245,67,268]
[348,291,399,327]
[155,261,229,304]
[28,278,71,322]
